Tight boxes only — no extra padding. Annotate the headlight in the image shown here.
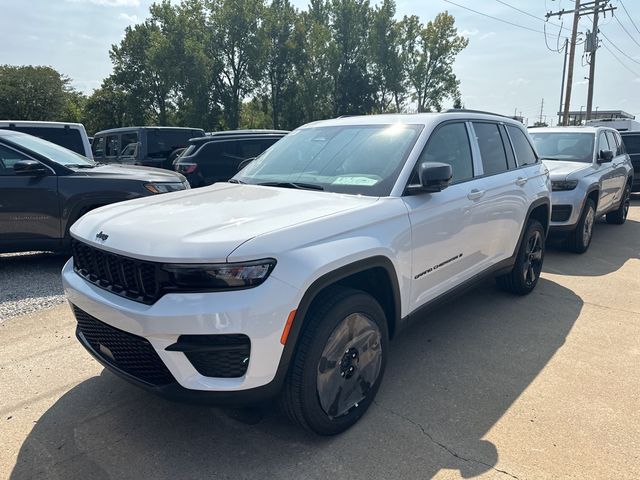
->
[162,259,276,290]
[144,182,187,194]
[551,180,578,191]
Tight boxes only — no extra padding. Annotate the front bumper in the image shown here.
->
[548,189,585,231]
[62,258,300,401]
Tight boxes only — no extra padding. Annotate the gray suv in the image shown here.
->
[529,126,633,253]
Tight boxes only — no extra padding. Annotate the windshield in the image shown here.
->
[233,124,423,196]
[530,132,595,163]
[7,133,95,167]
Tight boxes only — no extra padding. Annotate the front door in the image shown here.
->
[0,144,60,245]
[404,121,482,311]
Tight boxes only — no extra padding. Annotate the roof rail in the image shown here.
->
[445,108,510,118]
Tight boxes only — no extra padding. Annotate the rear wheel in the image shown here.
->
[496,219,545,295]
[567,199,596,253]
[280,287,388,435]
[606,183,630,225]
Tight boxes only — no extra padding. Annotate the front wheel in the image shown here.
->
[496,219,545,295]
[567,199,596,253]
[280,287,388,435]
[606,183,630,225]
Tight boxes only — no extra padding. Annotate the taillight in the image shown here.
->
[177,163,198,174]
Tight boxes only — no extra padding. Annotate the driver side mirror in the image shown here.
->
[13,159,49,176]
[237,157,255,171]
[407,162,453,194]
[598,150,614,163]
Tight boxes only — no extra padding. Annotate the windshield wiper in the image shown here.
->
[228,178,246,184]
[256,181,324,191]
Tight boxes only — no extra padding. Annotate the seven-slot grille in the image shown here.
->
[72,240,160,304]
[72,305,175,386]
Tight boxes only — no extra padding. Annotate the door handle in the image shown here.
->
[516,177,528,186]
[467,189,485,200]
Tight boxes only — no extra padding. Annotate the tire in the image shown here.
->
[496,219,545,295]
[280,287,389,435]
[567,199,596,253]
[606,183,630,225]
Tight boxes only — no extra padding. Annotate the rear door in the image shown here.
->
[607,130,628,204]
[597,131,616,211]
[0,143,60,244]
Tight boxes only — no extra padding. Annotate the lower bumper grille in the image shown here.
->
[551,204,573,222]
[72,305,175,386]
[171,334,251,378]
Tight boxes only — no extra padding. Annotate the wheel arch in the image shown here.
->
[512,197,550,258]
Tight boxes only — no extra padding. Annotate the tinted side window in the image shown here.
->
[121,133,138,155]
[92,136,105,158]
[418,122,473,183]
[2,126,84,155]
[507,125,538,166]
[473,122,508,175]
[106,135,119,157]
[622,134,640,153]
[0,144,29,176]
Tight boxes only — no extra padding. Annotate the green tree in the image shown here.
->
[82,77,143,134]
[208,0,266,129]
[0,65,79,121]
[401,12,468,112]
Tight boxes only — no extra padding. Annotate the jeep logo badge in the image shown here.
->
[95,231,109,242]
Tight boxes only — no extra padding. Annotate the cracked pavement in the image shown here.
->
[1,200,640,479]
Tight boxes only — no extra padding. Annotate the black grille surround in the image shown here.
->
[551,204,573,222]
[72,305,175,386]
[72,239,162,304]
[167,334,251,378]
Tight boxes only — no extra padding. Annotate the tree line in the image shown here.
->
[0,0,468,134]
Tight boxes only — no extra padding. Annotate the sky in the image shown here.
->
[1,0,639,125]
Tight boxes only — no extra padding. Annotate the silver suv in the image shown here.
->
[529,126,633,253]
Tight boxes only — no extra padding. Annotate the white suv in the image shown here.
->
[62,112,550,434]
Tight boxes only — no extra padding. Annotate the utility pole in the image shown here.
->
[546,1,616,125]
[539,98,545,125]
[586,2,600,120]
[558,38,569,126]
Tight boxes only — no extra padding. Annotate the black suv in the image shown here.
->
[621,131,640,192]
[0,130,189,254]
[174,130,287,187]
[92,126,205,170]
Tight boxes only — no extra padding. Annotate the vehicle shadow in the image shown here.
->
[9,278,582,480]
[544,216,640,277]
[0,252,69,304]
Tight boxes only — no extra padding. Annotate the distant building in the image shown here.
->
[558,109,634,125]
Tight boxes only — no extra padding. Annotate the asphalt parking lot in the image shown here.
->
[1,200,639,480]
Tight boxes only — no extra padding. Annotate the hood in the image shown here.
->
[70,183,379,263]
[542,160,593,181]
[70,163,186,183]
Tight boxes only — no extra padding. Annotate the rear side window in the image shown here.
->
[0,144,30,175]
[419,122,473,183]
[121,133,138,155]
[147,130,203,158]
[473,122,508,176]
[507,126,538,166]
[622,134,640,153]
[1,126,84,155]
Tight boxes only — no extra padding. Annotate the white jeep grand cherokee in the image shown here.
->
[62,111,550,434]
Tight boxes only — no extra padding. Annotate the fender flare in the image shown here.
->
[512,197,550,258]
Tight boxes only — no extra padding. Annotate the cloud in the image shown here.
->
[509,78,530,86]
[479,32,496,40]
[633,78,640,83]
[460,29,479,37]
[119,12,139,23]
[65,0,140,6]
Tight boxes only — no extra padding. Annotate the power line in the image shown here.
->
[599,29,640,65]
[612,12,640,48]
[493,0,569,31]
[618,0,640,36]
[442,0,568,39]
[600,40,640,76]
